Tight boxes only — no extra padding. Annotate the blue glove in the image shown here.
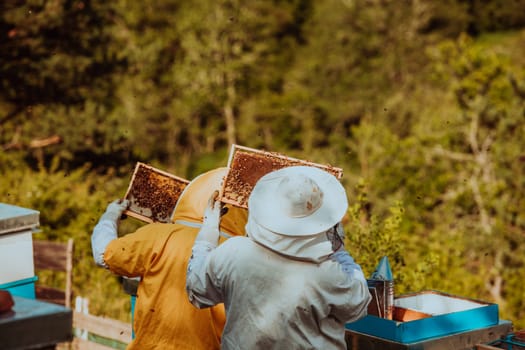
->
[330,249,366,282]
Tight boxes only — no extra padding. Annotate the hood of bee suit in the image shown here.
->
[171,167,248,241]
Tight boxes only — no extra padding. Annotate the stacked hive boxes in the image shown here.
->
[0,203,40,298]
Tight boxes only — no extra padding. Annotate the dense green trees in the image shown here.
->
[1,0,524,327]
[0,1,128,168]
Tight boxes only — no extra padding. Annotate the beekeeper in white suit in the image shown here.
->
[186,166,371,350]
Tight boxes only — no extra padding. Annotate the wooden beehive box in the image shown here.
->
[220,144,343,209]
[123,162,190,223]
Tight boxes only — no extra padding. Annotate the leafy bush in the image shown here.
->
[0,156,132,320]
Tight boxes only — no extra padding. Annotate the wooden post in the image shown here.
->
[65,239,73,308]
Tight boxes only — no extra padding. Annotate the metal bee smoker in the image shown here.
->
[366,256,394,320]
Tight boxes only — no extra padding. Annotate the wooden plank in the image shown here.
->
[35,285,66,306]
[33,238,74,308]
[56,341,74,350]
[65,238,73,308]
[72,337,116,350]
[475,344,503,350]
[73,311,132,344]
[33,240,69,270]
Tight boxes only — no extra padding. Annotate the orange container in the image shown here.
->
[392,306,432,322]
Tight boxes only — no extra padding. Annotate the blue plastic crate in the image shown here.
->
[0,276,38,299]
[346,290,499,344]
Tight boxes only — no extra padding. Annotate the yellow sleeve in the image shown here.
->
[104,223,174,277]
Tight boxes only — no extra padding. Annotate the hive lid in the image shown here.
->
[393,290,491,316]
[0,203,40,235]
[123,162,190,223]
[346,290,500,343]
[220,144,343,209]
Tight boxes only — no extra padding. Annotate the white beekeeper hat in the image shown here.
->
[248,166,348,236]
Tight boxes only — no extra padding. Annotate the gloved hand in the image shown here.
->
[100,199,130,223]
[92,199,129,268]
[195,191,221,247]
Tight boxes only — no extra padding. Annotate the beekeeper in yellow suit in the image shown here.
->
[91,167,247,349]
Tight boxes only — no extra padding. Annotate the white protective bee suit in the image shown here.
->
[186,166,371,350]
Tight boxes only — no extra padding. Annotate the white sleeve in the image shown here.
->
[329,250,371,323]
[91,219,118,268]
[186,240,224,308]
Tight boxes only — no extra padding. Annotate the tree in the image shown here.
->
[426,33,525,317]
[0,154,135,321]
[0,0,127,162]
[175,0,311,149]
[348,33,525,326]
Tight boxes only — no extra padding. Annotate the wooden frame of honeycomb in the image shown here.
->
[123,162,190,223]
[220,144,343,209]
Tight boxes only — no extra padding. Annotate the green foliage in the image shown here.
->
[0,0,125,116]
[345,179,406,275]
[0,157,131,321]
[335,28,525,329]
[0,0,133,174]
[470,0,525,32]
